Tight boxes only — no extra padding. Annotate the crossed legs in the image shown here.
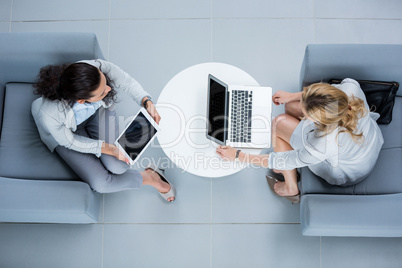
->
[56,107,174,201]
[271,101,303,197]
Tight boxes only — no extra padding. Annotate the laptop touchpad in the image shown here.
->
[253,89,271,107]
[252,107,271,129]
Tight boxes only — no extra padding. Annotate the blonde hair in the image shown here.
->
[301,83,367,143]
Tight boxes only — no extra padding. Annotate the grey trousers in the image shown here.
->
[55,106,143,193]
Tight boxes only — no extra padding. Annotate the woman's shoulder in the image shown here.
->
[339,78,360,88]
[77,59,102,68]
[32,97,71,117]
[333,78,367,102]
[77,59,114,70]
[332,78,360,94]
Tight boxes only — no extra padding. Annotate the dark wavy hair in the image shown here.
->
[34,62,116,107]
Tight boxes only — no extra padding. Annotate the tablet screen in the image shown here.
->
[117,111,157,161]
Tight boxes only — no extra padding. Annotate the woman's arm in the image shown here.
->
[216,143,330,171]
[80,59,149,106]
[37,106,127,162]
[101,143,129,164]
[272,91,302,105]
[84,59,162,124]
[141,96,161,124]
[216,146,270,167]
[51,118,129,163]
[42,112,104,157]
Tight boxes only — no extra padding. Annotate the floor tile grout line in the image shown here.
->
[210,180,213,223]
[210,179,213,268]
[102,194,105,223]
[313,0,317,43]
[210,224,213,268]
[0,222,301,226]
[97,222,302,225]
[210,0,213,63]
[209,0,213,236]
[107,0,112,60]
[9,18,210,23]
[101,223,105,268]
[101,194,105,268]
[320,236,322,268]
[9,0,13,32]
[7,17,402,23]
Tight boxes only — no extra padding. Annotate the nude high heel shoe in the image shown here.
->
[266,170,300,204]
[146,163,176,202]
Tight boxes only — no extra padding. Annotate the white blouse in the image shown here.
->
[31,59,149,157]
[268,78,384,186]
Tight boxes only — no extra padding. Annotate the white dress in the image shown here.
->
[268,78,384,186]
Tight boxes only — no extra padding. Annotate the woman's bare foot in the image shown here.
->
[273,180,299,197]
[142,169,175,202]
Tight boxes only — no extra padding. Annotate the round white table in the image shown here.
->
[156,62,264,177]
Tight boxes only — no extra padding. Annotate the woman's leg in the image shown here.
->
[55,145,142,193]
[85,106,129,174]
[81,107,174,200]
[271,110,301,197]
[141,169,175,202]
[285,100,303,119]
[56,145,174,201]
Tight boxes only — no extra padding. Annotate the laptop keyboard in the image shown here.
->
[230,90,252,143]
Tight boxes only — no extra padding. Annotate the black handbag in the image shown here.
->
[329,79,399,124]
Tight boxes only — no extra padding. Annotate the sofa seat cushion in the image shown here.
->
[301,148,402,195]
[0,83,77,180]
[300,167,355,195]
[354,148,402,194]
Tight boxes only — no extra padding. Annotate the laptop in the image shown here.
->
[206,74,272,148]
[115,107,160,165]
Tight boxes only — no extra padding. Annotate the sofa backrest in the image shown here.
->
[299,44,402,97]
[0,32,104,135]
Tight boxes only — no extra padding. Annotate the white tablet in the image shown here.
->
[114,107,160,165]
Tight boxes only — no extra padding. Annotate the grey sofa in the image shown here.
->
[0,32,104,223]
[299,44,402,237]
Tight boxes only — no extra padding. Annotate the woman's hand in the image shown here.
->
[272,90,295,105]
[146,101,161,124]
[101,143,130,164]
[216,145,238,161]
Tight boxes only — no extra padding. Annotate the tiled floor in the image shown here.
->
[1,0,402,267]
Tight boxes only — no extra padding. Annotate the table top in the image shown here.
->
[156,62,265,177]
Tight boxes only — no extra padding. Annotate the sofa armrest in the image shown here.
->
[0,177,101,223]
[300,193,402,237]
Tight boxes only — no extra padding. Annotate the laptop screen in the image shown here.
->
[117,111,157,162]
[207,75,228,144]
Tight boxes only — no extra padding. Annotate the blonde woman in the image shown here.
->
[216,78,384,204]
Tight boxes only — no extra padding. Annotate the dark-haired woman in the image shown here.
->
[32,59,176,202]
